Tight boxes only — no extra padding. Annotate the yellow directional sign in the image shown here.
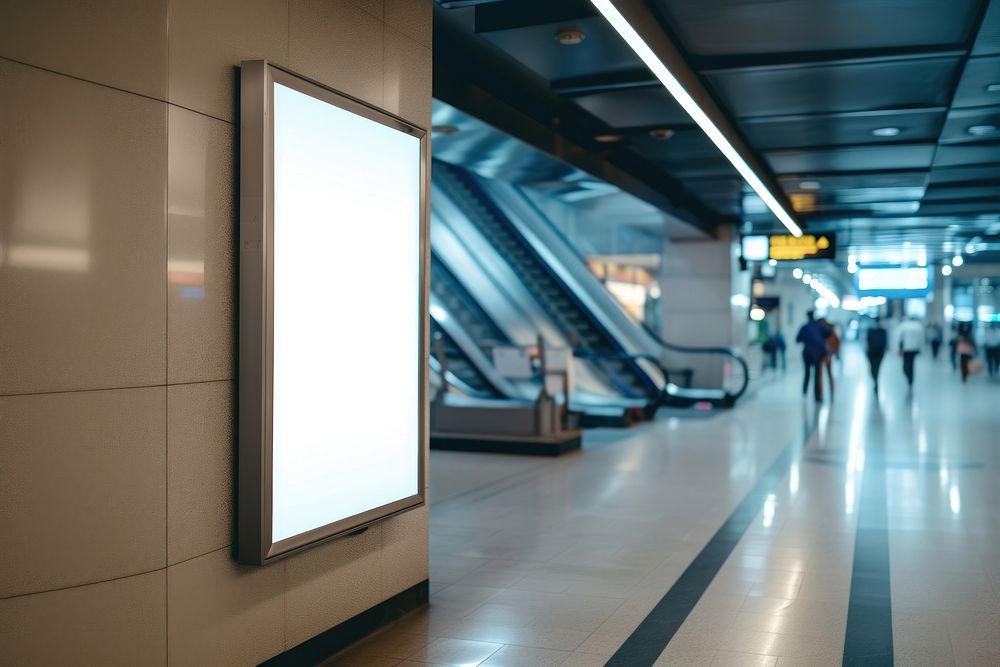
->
[769,233,836,261]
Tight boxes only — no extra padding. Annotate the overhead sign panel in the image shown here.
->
[739,233,837,261]
[237,61,426,565]
[856,266,932,299]
[768,233,836,261]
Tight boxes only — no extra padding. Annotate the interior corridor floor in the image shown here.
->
[327,343,1000,666]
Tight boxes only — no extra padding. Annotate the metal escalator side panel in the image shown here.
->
[430,295,524,399]
[480,176,665,375]
[431,185,568,348]
[437,162,659,400]
[430,253,510,347]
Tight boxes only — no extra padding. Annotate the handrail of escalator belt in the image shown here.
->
[638,323,750,402]
[574,341,749,405]
[569,347,670,395]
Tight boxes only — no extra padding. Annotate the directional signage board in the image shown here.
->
[740,233,837,262]
[768,233,836,261]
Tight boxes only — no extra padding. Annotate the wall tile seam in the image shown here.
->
[1,541,240,601]
[0,378,234,400]
[0,55,234,128]
[0,565,167,602]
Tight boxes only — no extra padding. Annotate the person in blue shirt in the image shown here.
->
[796,311,831,402]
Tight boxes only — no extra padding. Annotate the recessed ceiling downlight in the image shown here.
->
[554,28,586,46]
[986,83,1000,93]
[967,124,999,136]
[648,128,675,140]
[798,180,821,191]
[872,127,901,137]
[594,133,624,143]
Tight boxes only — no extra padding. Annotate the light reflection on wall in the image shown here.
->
[6,162,91,272]
[167,112,209,291]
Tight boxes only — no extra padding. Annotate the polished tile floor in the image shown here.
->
[328,344,1000,666]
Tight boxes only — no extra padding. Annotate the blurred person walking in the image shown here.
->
[949,326,959,371]
[927,320,944,359]
[866,318,888,395]
[773,329,787,371]
[797,311,831,402]
[818,316,839,394]
[956,323,978,383]
[897,317,923,388]
[985,324,1000,378]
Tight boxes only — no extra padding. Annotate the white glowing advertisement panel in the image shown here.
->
[855,266,932,299]
[238,61,426,564]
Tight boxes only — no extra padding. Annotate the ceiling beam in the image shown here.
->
[695,47,967,74]
[433,6,728,235]
[597,0,801,233]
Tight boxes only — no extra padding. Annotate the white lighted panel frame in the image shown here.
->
[237,61,428,565]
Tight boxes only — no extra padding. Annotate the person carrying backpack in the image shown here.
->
[867,317,888,395]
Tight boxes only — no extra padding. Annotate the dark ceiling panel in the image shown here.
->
[780,172,930,191]
[919,200,1000,215]
[766,143,936,173]
[939,107,1000,142]
[810,201,922,215]
[924,182,1000,200]
[930,163,1000,183]
[573,86,691,128]
[473,0,595,32]
[972,0,1000,55]
[934,141,1000,166]
[682,177,744,215]
[741,108,946,150]
[951,56,1000,108]
[654,0,982,57]
[704,57,963,118]
[831,187,927,204]
[479,16,640,82]
[628,127,717,159]
[657,155,734,179]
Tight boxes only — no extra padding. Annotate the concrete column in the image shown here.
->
[659,226,750,389]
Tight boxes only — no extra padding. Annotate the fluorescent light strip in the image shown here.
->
[590,0,803,237]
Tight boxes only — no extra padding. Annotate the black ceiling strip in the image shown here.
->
[695,46,967,74]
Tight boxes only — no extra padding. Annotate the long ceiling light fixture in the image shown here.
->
[590,0,803,237]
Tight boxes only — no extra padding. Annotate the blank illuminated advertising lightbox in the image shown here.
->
[237,61,426,565]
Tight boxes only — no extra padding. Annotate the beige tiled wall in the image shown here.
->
[0,1,431,664]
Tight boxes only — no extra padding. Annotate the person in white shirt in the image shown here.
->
[897,317,924,387]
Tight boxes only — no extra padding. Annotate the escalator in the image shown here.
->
[433,161,660,410]
[429,319,502,399]
[431,254,510,352]
[433,160,749,410]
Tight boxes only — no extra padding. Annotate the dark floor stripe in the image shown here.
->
[842,424,893,665]
[605,413,819,666]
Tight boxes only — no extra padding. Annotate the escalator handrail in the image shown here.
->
[572,347,736,407]
[639,323,751,403]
